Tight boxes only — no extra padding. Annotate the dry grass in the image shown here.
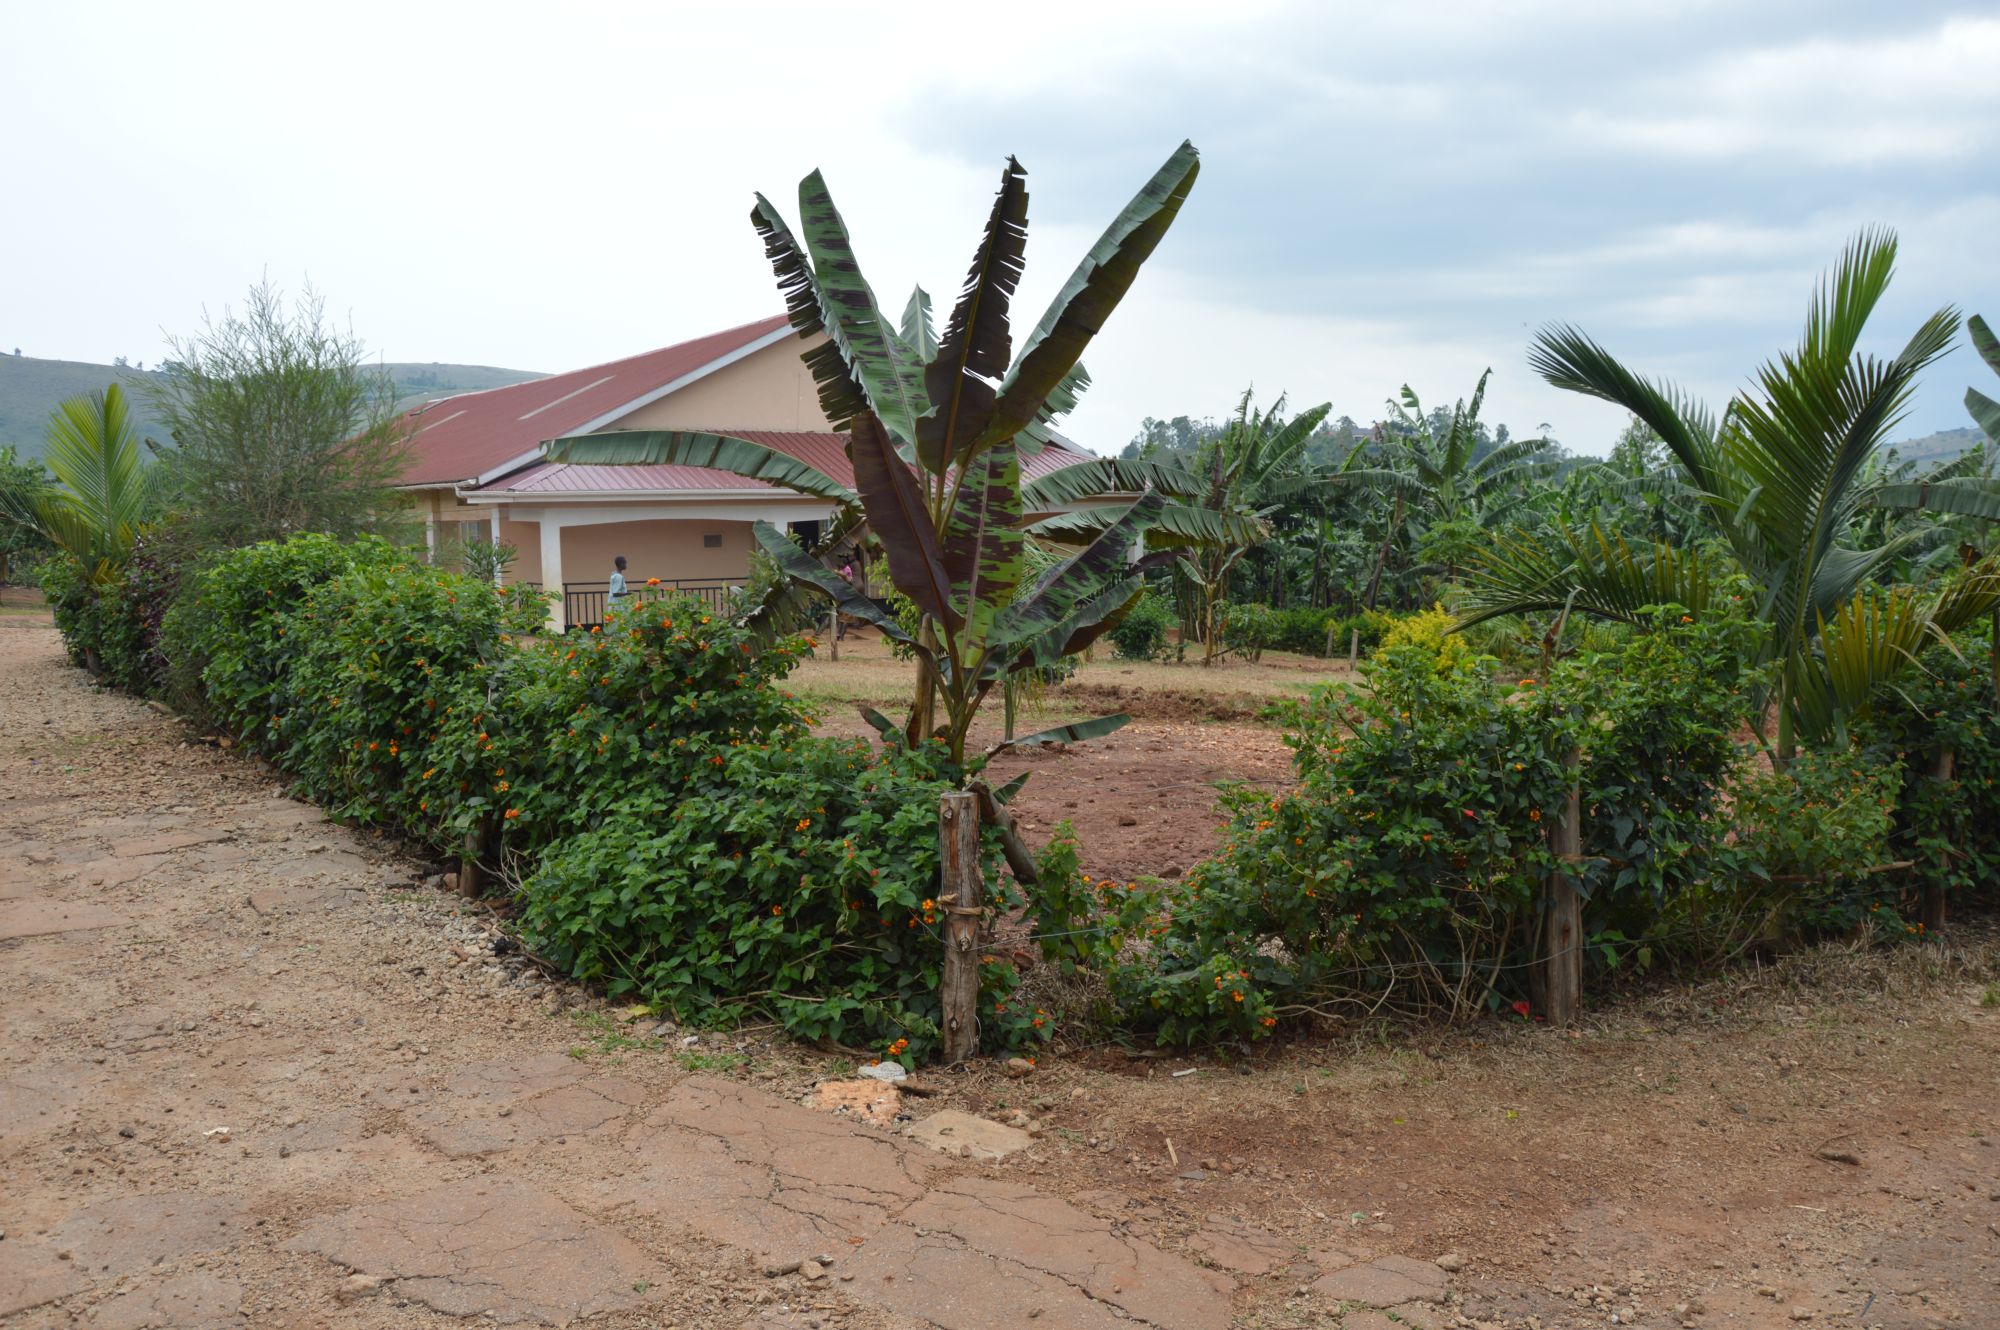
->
[788,629,1355,724]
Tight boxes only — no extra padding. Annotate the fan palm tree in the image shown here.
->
[1464,230,2000,758]
[7,385,156,584]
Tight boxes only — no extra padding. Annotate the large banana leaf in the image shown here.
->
[749,520,928,656]
[1018,363,1091,453]
[900,286,937,364]
[846,412,960,631]
[988,712,1130,756]
[1024,500,1265,550]
[990,577,1142,678]
[752,195,869,431]
[976,142,1200,458]
[794,172,935,449]
[1019,456,1205,509]
[940,436,1023,653]
[541,429,858,505]
[992,490,1163,649]
[919,158,1028,473]
[1969,315,2000,442]
[1867,477,2000,521]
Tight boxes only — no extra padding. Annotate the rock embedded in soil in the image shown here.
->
[905,1110,1033,1160]
[334,1273,382,1303]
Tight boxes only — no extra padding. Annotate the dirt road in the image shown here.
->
[2,610,1995,1330]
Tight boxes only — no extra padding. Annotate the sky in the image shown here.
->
[2,0,1995,457]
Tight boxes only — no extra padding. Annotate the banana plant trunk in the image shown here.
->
[912,621,940,749]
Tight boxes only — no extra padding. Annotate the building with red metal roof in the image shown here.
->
[398,318,1107,630]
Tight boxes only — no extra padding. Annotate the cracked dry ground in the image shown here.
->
[2,613,1998,1330]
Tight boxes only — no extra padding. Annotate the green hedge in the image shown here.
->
[64,534,1028,1064]
[1106,607,1939,1043]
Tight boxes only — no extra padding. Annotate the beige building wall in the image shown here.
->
[559,519,757,586]
[610,336,832,432]
[498,514,542,584]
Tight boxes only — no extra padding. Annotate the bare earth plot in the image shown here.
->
[1,612,1996,1330]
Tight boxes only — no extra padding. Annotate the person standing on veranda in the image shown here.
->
[606,555,628,617]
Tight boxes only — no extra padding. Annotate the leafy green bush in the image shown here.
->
[518,736,1025,1062]
[1376,604,1473,672]
[1217,601,1275,662]
[430,595,814,855]
[1108,589,1174,661]
[1234,606,1395,658]
[140,534,1038,1062]
[1573,610,1759,931]
[1861,638,2000,918]
[1025,821,1159,976]
[264,558,546,844]
[35,528,203,695]
[1111,611,1760,1043]
[1262,605,1340,656]
[1727,747,1901,938]
[1338,609,1395,656]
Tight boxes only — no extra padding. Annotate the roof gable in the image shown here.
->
[395,315,792,487]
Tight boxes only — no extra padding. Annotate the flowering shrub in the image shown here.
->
[519,736,1014,1061]
[1111,611,1760,1043]
[160,533,409,736]
[1025,821,1159,975]
[262,558,545,843]
[135,537,1031,1060]
[1723,748,1901,938]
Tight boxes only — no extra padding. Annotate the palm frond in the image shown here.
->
[1529,324,1722,493]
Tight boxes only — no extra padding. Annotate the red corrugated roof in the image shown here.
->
[478,430,1097,497]
[396,315,792,486]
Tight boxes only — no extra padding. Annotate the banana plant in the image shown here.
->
[1464,230,2000,757]
[1331,369,1560,594]
[547,143,1202,766]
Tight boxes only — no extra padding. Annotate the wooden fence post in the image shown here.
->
[1347,629,1360,669]
[938,791,982,1065]
[828,607,839,662]
[1541,747,1583,1027]
[1923,744,1955,933]
[458,824,485,898]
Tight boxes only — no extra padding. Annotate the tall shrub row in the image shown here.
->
[1107,607,1989,1044]
[59,534,1023,1064]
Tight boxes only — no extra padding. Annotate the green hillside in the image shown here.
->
[0,354,543,463]
[1881,426,1984,470]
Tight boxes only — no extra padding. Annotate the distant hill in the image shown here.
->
[1882,426,1984,470]
[0,353,544,464]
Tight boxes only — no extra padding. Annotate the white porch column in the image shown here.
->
[539,515,566,633]
[424,495,440,564]
[489,507,506,587]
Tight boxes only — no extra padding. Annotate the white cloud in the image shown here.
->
[1570,16,2000,164]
